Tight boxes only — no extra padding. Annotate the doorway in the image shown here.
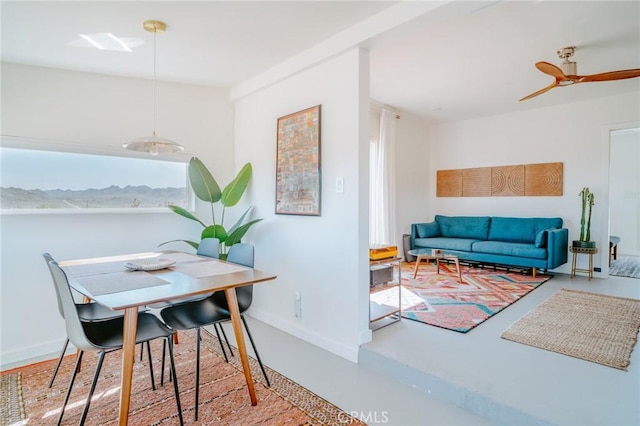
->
[608,126,640,277]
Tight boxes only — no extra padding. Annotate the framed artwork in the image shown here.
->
[275,105,321,215]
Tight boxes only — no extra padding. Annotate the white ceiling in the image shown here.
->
[2,1,639,123]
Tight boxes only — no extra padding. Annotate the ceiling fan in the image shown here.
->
[519,46,640,101]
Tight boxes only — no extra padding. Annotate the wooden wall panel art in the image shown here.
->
[436,162,562,197]
[492,165,525,196]
[462,167,491,197]
[524,162,563,196]
[436,170,462,197]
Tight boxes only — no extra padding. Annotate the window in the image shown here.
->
[0,146,189,211]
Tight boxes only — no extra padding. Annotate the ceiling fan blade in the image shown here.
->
[519,82,559,102]
[535,62,567,80]
[578,69,640,82]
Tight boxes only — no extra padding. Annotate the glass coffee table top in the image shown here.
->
[408,248,469,260]
[408,248,465,282]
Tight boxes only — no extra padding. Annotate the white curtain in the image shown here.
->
[369,106,397,245]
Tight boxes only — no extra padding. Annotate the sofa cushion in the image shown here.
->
[414,237,480,252]
[416,221,440,238]
[535,229,548,248]
[435,215,490,240]
[472,241,548,260]
[488,217,563,244]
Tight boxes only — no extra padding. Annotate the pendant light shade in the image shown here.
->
[123,20,184,155]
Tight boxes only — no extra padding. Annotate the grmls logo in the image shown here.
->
[338,411,390,424]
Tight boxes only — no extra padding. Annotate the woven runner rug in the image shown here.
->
[370,261,551,333]
[502,289,640,370]
[609,256,640,279]
[0,329,363,425]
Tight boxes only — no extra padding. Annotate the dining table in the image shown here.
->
[59,250,277,426]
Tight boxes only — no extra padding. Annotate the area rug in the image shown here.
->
[0,373,25,425]
[370,262,551,333]
[609,256,640,279]
[501,288,640,370]
[0,330,363,425]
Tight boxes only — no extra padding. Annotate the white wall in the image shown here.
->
[610,129,640,256]
[394,111,431,248]
[0,63,234,367]
[233,49,371,361]
[414,91,640,276]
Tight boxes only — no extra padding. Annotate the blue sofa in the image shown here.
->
[410,215,568,276]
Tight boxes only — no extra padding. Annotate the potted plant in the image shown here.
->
[160,157,262,259]
[573,187,596,248]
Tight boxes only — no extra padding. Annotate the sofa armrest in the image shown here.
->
[547,228,568,269]
[410,223,421,249]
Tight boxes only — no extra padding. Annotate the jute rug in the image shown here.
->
[370,262,551,333]
[502,288,640,370]
[0,329,364,425]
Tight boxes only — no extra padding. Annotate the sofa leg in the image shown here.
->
[532,267,537,278]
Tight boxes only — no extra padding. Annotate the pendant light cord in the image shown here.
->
[152,29,157,137]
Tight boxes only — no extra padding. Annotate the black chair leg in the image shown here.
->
[140,341,144,361]
[213,323,229,362]
[79,352,106,425]
[49,338,69,388]
[57,351,84,426]
[161,339,166,386]
[241,316,270,387]
[146,339,156,391]
[166,337,184,426]
[195,328,201,421]
[218,323,234,356]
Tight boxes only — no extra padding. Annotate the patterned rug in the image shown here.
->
[610,256,640,279]
[370,261,551,333]
[0,329,363,425]
[502,289,640,370]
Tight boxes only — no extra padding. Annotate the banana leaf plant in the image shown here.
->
[160,157,261,259]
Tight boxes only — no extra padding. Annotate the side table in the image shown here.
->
[569,246,598,280]
[369,256,402,331]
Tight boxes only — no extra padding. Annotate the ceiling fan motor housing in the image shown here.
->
[561,60,577,76]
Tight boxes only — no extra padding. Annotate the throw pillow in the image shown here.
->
[535,229,548,248]
[416,221,440,238]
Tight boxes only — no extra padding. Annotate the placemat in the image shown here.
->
[75,271,171,296]
[172,260,248,279]
[63,260,128,277]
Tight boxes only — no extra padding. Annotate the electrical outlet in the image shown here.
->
[294,291,302,318]
[336,177,344,193]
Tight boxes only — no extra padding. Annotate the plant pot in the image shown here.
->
[572,240,596,248]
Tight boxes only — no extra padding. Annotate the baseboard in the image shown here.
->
[247,308,360,363]
[1,338,74,371]
[359,348,553,426]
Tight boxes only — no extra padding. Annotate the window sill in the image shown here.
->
[0,208,186,215]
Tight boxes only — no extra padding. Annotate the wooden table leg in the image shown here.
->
[454,258,462,282]
[224,287,257,406]
[119,307,139,425]
[413,256,423,278]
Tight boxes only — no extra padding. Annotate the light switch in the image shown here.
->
[336,177,344,193]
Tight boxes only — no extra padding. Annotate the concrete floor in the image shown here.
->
[217,270,639,426]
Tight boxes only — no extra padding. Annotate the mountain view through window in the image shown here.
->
[0,147,188,210]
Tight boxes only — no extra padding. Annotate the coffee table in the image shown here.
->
[408,248,465,283]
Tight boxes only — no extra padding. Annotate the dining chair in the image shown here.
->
[159,243,269,421]
[47,259,184,426]
[43,253,151,389]
[148,238,221,310]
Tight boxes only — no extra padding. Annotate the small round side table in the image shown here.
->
[569,246,598,280]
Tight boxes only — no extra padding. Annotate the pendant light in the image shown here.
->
[123,20,184,155]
